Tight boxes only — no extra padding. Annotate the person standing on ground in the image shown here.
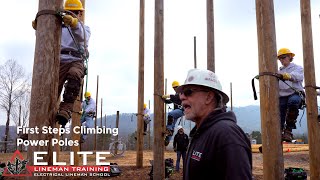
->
[173,125,189,172]
[178,69,252,180]
[277,48,304,142]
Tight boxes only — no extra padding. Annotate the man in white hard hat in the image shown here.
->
[177,69,252,180]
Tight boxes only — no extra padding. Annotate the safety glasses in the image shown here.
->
[179,88,208,97]
[278,55,288,60]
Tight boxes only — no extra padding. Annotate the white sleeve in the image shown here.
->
[84,99,96,113]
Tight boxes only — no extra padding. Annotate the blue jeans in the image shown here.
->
[81,115,94,140]
[166,109,184,131]
[279,94,301,130]
[175,151,186,171]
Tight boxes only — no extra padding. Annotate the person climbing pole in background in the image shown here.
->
[143,103,151,135]
[162,80,184,146]
[277,48,304,142]
[80,92,96,143]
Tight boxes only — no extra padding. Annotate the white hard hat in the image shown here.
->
[177,125,183,130]
[178,69,229,104]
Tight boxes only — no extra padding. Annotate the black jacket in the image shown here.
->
[183,109,252,180]
[173,132,189,152]
[164,93,182,110]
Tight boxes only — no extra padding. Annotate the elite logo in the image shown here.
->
[3,150,32,176]
[191,150,202,161]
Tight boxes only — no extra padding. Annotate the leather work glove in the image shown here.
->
[32,20,37,30]
[162,94,170,99]
[63,15,78,28]
[281,73,291,80]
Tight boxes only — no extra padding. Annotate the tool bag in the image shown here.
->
[284,167,307,180]
[149,158,174,179]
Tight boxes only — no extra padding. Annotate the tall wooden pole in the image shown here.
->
[115,111,120,155]
[136,0,145,168]
[105,114,107,127]
[154,0,165,179]
[94,75,99,151]
[300,0,320,178]
[194,36,197,68]
[28,1,63,175]
[206,0,215,72]
[255,0,284,179]
[100,98,103,127]
[72,0,86,164]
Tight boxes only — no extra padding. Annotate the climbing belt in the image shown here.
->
[252,72,306,126]
[33,9,90,95]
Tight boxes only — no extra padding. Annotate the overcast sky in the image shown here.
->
[0,0,320,125]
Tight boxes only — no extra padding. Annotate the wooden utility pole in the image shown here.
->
[28,1,63,175]
[136,0,145,168]
[94,75,99,151]
[101,98,103,127]
[206,0,215,72]
[230,82,233,111]
[154,0,165,179]
[115,111,120,155]
[300,0,320,178]
[105,114,107,127]
[194,36,197,68]
[255,0,284,179]
[72,0,86,165]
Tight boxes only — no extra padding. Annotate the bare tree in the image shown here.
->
[11,91,31,127]
[0,59,30,153]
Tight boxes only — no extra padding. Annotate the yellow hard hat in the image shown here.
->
[64,0,84,11]
[172,81,180,88]
[144,103,147,109]
[277,48,295,58]
[84,92,91,98]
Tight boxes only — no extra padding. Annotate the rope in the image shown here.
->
[304,85,320,89]
[34,10,62,23]
[252,72,305,105]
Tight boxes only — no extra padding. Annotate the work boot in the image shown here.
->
[56,109,71,128]
[282,130,293,142]
[164,138,170,146]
